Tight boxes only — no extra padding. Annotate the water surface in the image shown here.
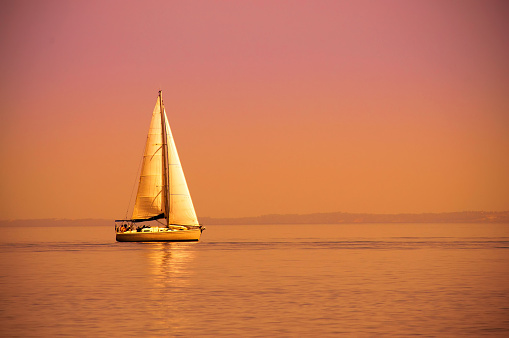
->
[1,223,508,336]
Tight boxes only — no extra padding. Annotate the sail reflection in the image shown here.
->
[145,242,196,289]
[141,243,199,333]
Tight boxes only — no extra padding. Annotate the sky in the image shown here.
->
[1,0,508,220]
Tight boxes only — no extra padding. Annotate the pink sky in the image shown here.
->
[1,0,508,219]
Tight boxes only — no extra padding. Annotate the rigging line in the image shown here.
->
[124,145,145,220]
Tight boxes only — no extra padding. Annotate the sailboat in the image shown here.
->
[115,91,204,242]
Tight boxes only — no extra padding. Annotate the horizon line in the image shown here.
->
[1,210,508,222]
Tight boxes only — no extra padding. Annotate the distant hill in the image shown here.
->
[1,211,508,227]
[0,219,112,227]
[200,211,509,225]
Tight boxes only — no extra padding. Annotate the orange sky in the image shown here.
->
[1,0,508,220]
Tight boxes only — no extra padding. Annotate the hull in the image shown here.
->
[116,228,201,242]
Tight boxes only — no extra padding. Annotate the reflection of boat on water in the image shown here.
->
[145,243,196,330]
[147,243,195,285]
[115,91,204,242]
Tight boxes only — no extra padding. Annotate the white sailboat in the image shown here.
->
[115,91,204,242]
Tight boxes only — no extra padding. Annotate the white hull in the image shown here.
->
[116,227,201,242]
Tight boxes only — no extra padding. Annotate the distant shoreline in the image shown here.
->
[201,211,509,225]
[1,211,508,227]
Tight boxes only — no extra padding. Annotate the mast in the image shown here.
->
[159,91,170,226]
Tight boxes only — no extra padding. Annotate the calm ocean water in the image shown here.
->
[1,223,508,337]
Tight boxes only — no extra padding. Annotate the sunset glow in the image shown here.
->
[1,0,508,219]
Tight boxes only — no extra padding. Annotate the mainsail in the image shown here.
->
[131,92,198,226]
[132,98,164,220]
